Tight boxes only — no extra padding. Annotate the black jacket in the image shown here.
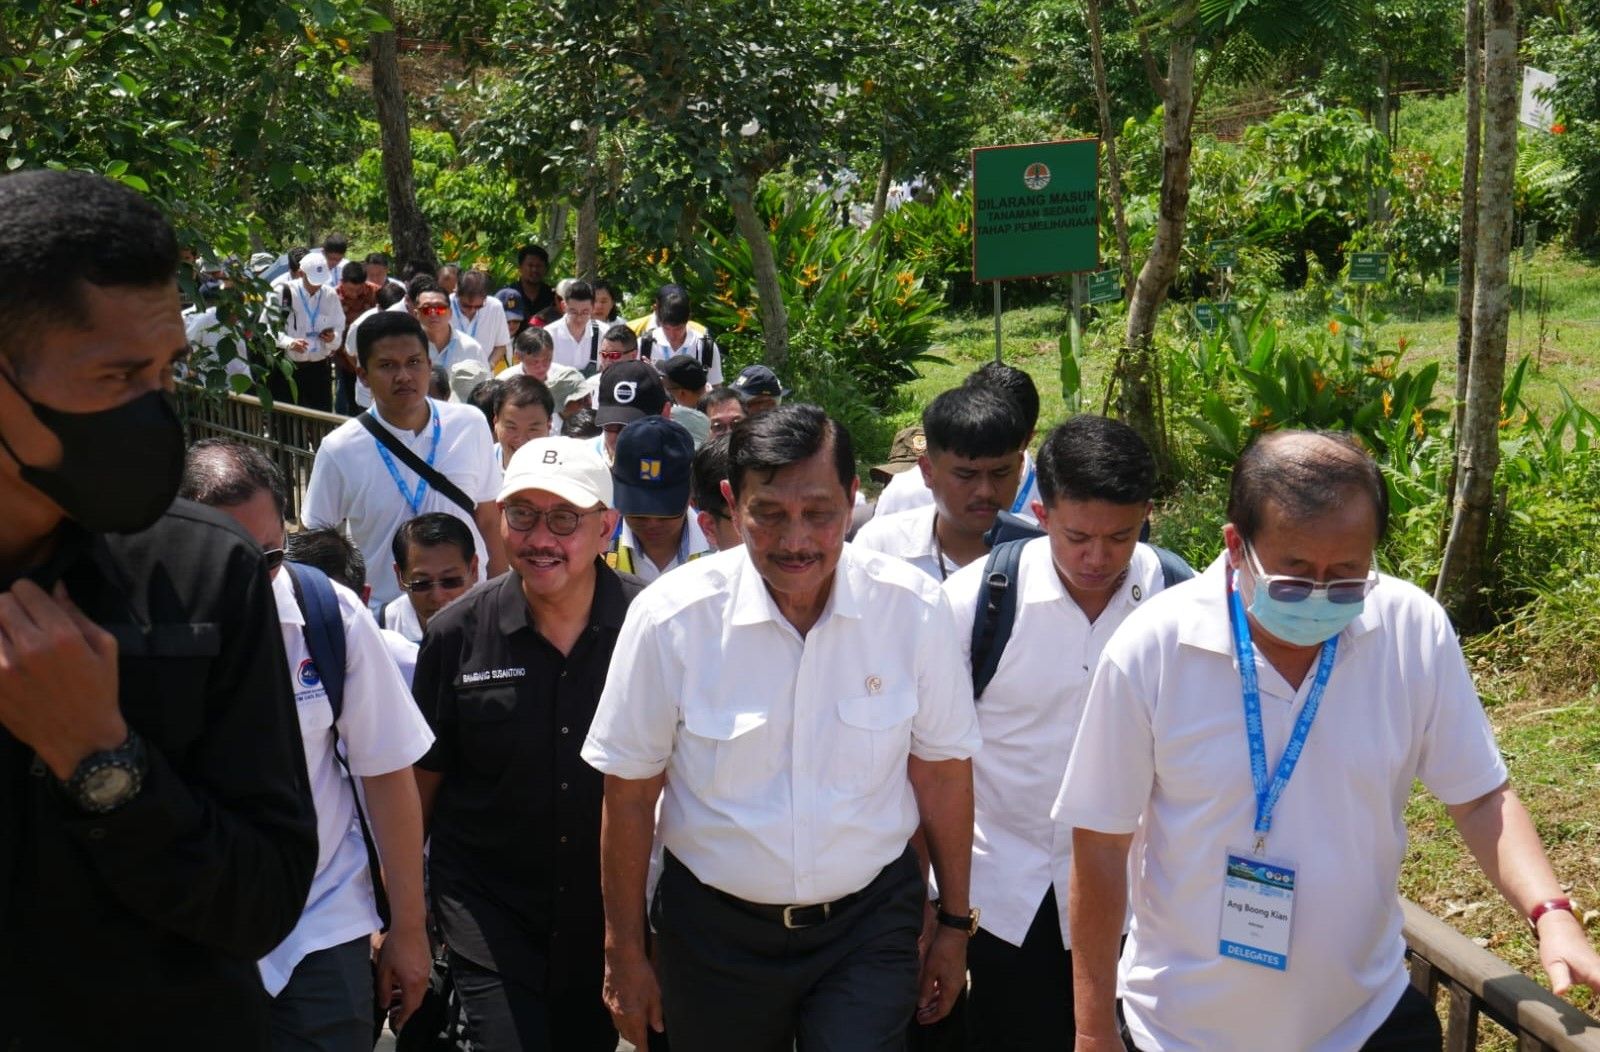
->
[0,501,317,1050]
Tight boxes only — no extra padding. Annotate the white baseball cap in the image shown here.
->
[498,436,613,508]
[300,250,333,287]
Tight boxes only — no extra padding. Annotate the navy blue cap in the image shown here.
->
[731,363,789,398]
[611,416,695,516]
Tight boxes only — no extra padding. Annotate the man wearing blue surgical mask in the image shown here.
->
[1060,430,1600,1052]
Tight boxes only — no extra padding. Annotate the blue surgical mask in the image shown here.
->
[1242,553,1366,647]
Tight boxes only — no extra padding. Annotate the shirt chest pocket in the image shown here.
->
[680,702,769,797]
[830,690,919,795]
[453,684,521,780]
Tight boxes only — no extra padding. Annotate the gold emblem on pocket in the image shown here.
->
[865,675,883,694]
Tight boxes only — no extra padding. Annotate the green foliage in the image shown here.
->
[1525,4,1600,245]
[878,190,977,305]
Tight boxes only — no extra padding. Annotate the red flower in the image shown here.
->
[1551,123,1567,135]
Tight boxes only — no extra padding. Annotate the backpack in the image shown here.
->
[283,561,391,926]
[640,329,717,370]
[583,323,602,376]
[968,517,1196,699]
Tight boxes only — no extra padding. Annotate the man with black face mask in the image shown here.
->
[0,170,317,1050]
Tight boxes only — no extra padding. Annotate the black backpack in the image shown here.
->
[640,329,717,369]
[968,514,1196,698]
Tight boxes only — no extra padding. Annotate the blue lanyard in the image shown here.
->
[295,285,323,336]
[1227,575,1338,855]
[452,299,479,339]
[1011,460,1036,514]
[370,404,442,515]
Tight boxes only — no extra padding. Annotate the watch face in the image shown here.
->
[84,766,135,807]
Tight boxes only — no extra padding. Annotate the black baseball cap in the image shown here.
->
[597,360,669,426]
[731,364,789,398]
[658,353,708,392]
[612,417,695,516]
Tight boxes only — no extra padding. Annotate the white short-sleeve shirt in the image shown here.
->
[302,398,502,609]
[943,539,1166,947]
[872,450,1042,524]
[259,570,435,996]
[451,292,511,361]
[612,515,715,584]
[641,325,724,385]
[548,316,606,372]
[850,504,960,582]
[266,281,345,363]
[1054,561,1509,1052]
[582,544,982,905]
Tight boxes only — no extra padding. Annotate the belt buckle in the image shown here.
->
[782,902,830,929]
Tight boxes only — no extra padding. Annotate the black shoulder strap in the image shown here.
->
[285,562,391,928]
[970,538,1028,700]
[639,332,656,360]
[698,333,715,369]
[1153,545,1196,590]
[589,324,600,371]
[357,411,477,519]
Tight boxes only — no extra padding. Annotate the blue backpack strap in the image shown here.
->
[969,538,1028,700]
[286,561,346,720]
[1152,545,1197,590]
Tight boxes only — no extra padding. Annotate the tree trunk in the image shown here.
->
[370,5,436,273]
[726,170,790,372]
[1084,0,1134,297]
[1452,0,1483,452]
[871,145,894,226]
[1435,0,1517,626]
[574,127,600,280]
[1118,27,1197,471]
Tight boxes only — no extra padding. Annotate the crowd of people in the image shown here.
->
[6,168,1600,1052]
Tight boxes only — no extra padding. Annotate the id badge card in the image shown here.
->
[1219,851,1296,970]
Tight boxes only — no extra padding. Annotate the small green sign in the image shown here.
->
[1087,269,1121,304]
[1348,252,1389,284]
[1208,239,1240,269]
[1194,301,1240,332]
[1443,261,1461,288]
[971,139,1100,282]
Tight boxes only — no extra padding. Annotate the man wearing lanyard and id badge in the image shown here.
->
[1059,431,1600,1052]
[269,249,344,412]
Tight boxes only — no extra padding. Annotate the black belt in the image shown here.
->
[667,850,902,930]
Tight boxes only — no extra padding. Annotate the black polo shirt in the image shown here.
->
[0,502,317,1050]
[414,561,641,993]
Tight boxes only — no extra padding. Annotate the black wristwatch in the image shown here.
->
[58,730,147,815]
[934,900,981,936]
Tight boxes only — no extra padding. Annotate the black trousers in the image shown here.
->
[448,951,616,1052]
[266,357,334,412]
[1121,981,1442,1052]
[653,848,924,1052]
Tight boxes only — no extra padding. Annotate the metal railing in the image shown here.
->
[178,384,345,522]
[1403,899,1600,1051]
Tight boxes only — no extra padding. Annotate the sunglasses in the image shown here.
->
[1243,542,1376,604]
[599,348,635,361]
[417,303,450,317]
[402,575,468,594]
[263,547,285,572]
[503,505,602,536]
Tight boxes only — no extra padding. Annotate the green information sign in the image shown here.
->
[1208,239,1240,269]
[1194,301,1240,332]
[971,138,1099,282]
[1087,269,1121,304]
[1443,261,1461,288]
[1348,252,1389,283]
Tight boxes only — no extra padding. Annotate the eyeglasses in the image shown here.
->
[599,348,635,361]
[263,548,285,572]
[417,303,450,317]
[402,575,468,594]
[503,505,602,535]
[1243,542,1376,604]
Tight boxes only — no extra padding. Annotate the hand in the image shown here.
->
[1537,909,1600,995]
[0,580,125,779]
[374,925,432,1031]
[289,339,309,354]
[916,897,937,962]
[915,926,967,1025]
[318,329,337,344]
[603,945,664,1049]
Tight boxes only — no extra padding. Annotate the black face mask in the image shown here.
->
[0,368,185,535]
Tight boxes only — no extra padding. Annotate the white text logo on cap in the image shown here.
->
[613,381,638,405]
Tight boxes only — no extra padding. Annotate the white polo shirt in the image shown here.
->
[266,280,345,363]
[183,306,251,383]
[382,629,419,687]
[640,325,724,385]
[873,449,1042,525]
[427,329,486,371]
[302,398,501,609]
[849,504,962,582]
[1054,561,1509,1052]
[382,594,424,643]
[450,292,511,362]
[942,539,1165,948]
[259,570,435,997]
[548,315,606,372]
[582,544,982,905]
[610,515,715,584]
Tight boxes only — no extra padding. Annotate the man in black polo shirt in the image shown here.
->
[412,434,642,1051]
[0,170,317,1048]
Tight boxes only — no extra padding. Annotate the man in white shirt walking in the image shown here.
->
[451,270,511,371]
[416,285,486,372]
[604,416,711,583]
[548,279,607,374]
[180,440,435,1049]
[303,310,506,612]
[1062,431,1600,1052]
[265,248,344,412]
[584,404,982,1052]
